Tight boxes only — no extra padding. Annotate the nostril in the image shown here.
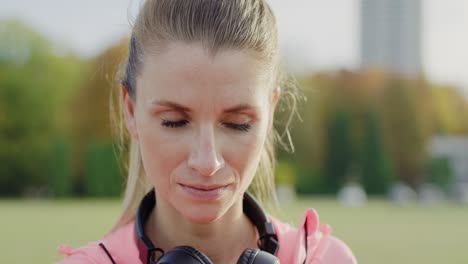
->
[188,158,224,177]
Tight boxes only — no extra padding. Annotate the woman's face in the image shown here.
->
[123,42,277,223]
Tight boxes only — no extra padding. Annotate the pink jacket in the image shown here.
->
[56,209,357,264]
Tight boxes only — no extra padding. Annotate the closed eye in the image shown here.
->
[223,122,251,132]
[161,119,189,128]
[161,120,251,132]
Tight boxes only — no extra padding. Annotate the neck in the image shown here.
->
[146,194,259,263]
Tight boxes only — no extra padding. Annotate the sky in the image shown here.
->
[1,0,467,96]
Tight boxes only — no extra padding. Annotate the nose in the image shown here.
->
[187,125,225,177]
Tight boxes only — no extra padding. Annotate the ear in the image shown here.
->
[268,86,280,131]
[121,85,139,139]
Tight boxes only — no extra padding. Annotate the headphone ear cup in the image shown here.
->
[156,246,213,264]
[237,248,279,264]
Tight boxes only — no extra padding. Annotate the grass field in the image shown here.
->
[1,197,467,263]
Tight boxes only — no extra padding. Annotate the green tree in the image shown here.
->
[322,109,353,193]
[431,85,468,135]
[69,39,128,196]
[379,78,429,188]
[360,111,392,194]
[0,20,82,196]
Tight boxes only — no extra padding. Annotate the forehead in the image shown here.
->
[136,42,272,108]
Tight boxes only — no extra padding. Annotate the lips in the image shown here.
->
[180,184,226,191]
[178,183,229,200]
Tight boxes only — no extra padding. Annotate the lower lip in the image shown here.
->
[179,184,227,200]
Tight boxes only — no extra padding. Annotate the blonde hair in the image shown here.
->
[111,0,300,230]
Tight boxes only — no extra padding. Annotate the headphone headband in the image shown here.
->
[134,189,279,263]
[242,192,279,255]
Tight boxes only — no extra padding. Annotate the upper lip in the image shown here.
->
[179,183,228,190]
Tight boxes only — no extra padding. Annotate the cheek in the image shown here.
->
[136,116,187,191]
[222,128,267,186]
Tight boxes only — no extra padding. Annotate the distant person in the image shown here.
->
[56,0,356,263]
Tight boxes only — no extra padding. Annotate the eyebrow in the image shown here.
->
[151,100,191,113]
[150,100,258,113]
[224,104,257,113]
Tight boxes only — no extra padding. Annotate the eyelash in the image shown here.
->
[223,122,251,132]
[161,120,189,128]
[161,120,251,132]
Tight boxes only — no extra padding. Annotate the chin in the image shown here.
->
[180,204,226,224]
[171,184,238,223]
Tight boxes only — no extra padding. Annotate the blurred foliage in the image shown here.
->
[49,138,72,197]
[427,157,452,191]
[68,39,128,196]
[84,143,123,197]
[275,160,296,186]
[0,20,83,196]
[431,85,468,134]
[0,21,467,197]
[280,70,468,194]
[360,111,392,194]
[322,108,353,194]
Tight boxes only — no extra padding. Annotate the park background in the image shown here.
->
[1,0,468,263]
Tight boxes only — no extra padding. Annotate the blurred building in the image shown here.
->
[360,0,422,76]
